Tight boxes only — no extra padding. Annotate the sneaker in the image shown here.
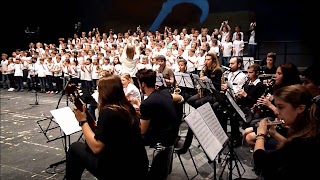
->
[46,91,50,94]
[8,88,14,92]
[50,91,54,94]
[19,89,24,92]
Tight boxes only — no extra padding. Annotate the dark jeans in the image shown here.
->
[247,44,257,59]
[66,142,100,180]
[46,75,53,91]
[39,77,46,91]
[2,74,9,88]
[53,76,62,91]
[221,57,231,67]
[7,74,15,88]
[15,76,24,90]
[187,94,216,109]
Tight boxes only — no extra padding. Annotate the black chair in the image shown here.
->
[148,144,174,180]
[174,127,199,180]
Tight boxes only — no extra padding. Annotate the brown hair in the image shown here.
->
[98,76,137,123]
[126,45,135,60]
[204,52,221,71]
[274,84,320,146]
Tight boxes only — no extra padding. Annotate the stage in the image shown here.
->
[0,89,258,180]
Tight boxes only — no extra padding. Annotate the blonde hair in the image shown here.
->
[121,73,133,84]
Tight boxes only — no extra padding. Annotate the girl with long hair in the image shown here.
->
[253,84,320,179]
[67,75,148,180]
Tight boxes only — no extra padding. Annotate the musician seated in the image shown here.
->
[236,64,265,123]
[253,84,320,179]
[187,52,222,109]
[66,76,149,180]
[243,63,302,147]
[135,69,180,147]
[156,55,174,93]
[175,58,195,101]
[260,52,277,75]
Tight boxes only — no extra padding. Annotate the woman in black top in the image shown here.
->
[253,84,320,179]
[66,76,149,180]
[187,52,222,108]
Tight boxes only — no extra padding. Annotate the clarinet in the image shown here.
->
[251,78,275,114]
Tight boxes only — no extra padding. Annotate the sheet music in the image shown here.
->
[184,109,223,161]
[192,74,207,89]
[203,79,216,90]
[197,103,228,145]
[50,107,82,135]
[174,72,194,88]
[225,92,247,122]
[156,73,167,87]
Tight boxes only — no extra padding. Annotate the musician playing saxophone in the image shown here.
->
[187,52,222,108]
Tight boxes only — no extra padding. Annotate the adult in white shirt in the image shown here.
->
[221,56,247,95]
[221,56,246,145]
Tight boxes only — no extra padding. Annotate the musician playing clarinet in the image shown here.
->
[236,64,265,123]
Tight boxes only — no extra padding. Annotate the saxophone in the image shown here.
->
[198,70,204,98]
[173,83,181,94]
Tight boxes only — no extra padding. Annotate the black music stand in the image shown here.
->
[216,90,246,179]
[36,77,77,174]
[156,73,167,88]
[174,72,194,117]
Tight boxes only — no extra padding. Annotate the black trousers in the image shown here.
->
[66,142,100,180]
[187,94,216,109]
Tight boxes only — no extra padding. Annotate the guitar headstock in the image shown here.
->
[65,83,83,103]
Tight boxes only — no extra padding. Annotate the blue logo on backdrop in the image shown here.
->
[149,0,209,31]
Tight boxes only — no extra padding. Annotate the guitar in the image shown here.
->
[65,83,97,132]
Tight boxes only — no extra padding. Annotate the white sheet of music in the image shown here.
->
[197,102,228,145]
[174,72,194,88]
[203,79,216,90]
[50,107,81,135]
[156,73,167,87]
[225,92,247,122]
[184,106,223,161]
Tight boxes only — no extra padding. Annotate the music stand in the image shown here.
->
[191,74,208,92]
[215,90,246,179]
[174,72,194,118]
[36,77,76,174]
[242,57,254,72]
[156,73,167,87]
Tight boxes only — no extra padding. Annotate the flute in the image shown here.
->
[255,119,285,127]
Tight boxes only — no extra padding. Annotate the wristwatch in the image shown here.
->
[79,120,88,127]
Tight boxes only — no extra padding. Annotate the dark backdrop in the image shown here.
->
[2,0,316,62]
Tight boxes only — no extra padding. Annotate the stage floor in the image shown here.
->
[0,89,258,180]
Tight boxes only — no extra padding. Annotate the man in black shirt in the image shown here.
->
[135,69,179,147]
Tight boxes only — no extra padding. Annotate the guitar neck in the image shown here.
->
[74,98,96,131]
